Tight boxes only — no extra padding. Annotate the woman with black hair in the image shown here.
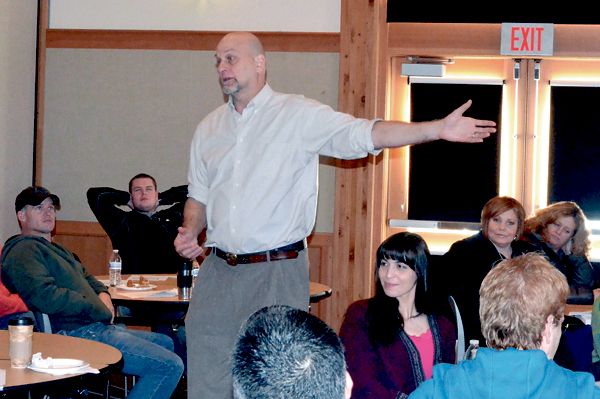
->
[339,232,456,399]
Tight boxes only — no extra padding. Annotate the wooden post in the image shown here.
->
[331,0,388,332]
[34,0,49,185]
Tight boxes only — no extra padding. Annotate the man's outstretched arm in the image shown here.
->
[371,100,497,150]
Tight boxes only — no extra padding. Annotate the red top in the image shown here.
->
[409,328,435,380]
[0,245,28,317]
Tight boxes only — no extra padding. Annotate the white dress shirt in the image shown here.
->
[188,83,380,254]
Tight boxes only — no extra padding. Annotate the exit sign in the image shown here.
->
[501,23,554,56]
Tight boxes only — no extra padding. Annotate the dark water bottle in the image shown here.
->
[178,260,193,300]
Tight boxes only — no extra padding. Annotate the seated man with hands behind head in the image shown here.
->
[232,305,353,399]
[88,174,190,369]
[87,173,188,274]
[1,186,184,399]
[409,252,600,399]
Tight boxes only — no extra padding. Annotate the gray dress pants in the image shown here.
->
[185,249,310,399]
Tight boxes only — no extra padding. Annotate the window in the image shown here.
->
[549,85,600,220]
[387,57,600,256]
[408,81,502,222]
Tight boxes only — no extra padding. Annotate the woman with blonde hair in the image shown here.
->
[524,201,595,301]
[409,253,600,399]
[431,196,535,348]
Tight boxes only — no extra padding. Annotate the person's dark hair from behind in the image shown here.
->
[368,232,433,346]
[232,305,348,399]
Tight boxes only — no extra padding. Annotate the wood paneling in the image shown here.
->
[34,0,49,185]
[46,29,340,53]
[53,220,113,277]
[388,23,600,58]
[331,0,388,333]
[307,233,335,325]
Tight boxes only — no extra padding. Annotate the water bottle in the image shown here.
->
[108,249,122,287]
[191,260,200,288]
[463,339,479,361]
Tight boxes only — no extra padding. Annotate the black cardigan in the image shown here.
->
[429,231,535,347]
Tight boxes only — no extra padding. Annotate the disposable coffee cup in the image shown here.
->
[8,317,34,368]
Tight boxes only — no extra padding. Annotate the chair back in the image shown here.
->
[33,312,52,334]
[448,296,465,362]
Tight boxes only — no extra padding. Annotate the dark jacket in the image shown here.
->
[87,185,187,274]
[431,231,535,346]
[524,233,595,304]
[340,299,456,399]
[1,235,111,332]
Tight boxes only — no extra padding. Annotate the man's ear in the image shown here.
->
[255,54,266,73]
[17,210,26,223]
[345,371,353,399]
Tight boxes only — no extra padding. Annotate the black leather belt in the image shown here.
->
[215,239,306,266]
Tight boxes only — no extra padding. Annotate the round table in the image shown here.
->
[0,330,123,394]
[309,282,332,303]
[99,274,332,305]
[98,274,332,327]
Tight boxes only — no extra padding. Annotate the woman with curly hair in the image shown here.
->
[523,201,595,302]
[339,232,456,399]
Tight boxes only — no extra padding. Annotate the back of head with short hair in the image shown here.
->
[479,253,569,350]
[232,305,347,399]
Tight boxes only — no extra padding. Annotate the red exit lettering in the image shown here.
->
[511,26,545,52]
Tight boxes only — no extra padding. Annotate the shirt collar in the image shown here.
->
[227,83,273,115]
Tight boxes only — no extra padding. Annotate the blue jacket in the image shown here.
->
[409,348,600,399]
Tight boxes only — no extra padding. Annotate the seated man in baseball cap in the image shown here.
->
[1,186,184,399]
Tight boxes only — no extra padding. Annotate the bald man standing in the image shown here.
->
[176,31,496,398]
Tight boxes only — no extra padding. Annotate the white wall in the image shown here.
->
[49,0,341,32]
[0,0,38,243]
[42,49,339,233]
[44,0,342,234]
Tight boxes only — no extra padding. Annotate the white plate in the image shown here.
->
[117,284,157,291]
[28,358,90,372]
